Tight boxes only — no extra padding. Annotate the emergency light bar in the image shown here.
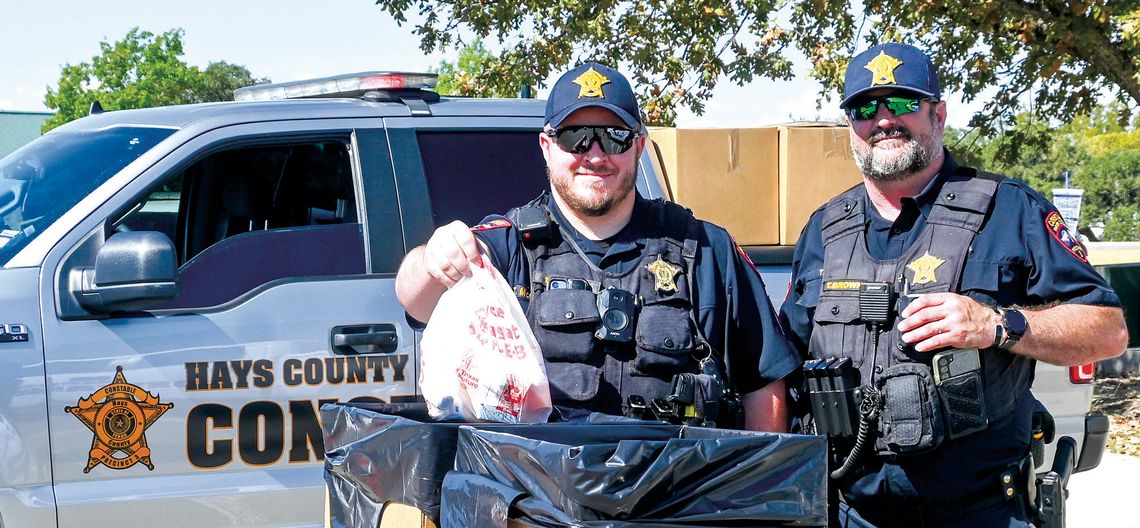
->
[234,72,439,101]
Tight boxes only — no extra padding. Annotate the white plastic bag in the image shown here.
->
[419,260,552,423]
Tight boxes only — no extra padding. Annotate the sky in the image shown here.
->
[0,0,982,127]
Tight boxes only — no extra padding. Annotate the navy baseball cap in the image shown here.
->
[840,43,941,108]
[545,62,641,129]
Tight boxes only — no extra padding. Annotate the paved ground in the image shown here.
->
[1068,452,1140,527]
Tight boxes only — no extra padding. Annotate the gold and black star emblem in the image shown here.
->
[865,50,903,86]
[573,67,611,98]
[65,366,173,472]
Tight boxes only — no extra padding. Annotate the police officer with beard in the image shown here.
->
[397,62,798,431]
[781,43,1127,526]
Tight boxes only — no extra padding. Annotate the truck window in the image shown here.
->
[0,126,174,265]
[114,140,364,309]
[417,131,549,226]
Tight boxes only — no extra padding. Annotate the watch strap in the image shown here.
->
[992,307,1005,349]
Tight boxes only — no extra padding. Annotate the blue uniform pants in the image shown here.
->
[837,499,1034,527]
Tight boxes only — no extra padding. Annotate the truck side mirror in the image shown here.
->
[71,231,178,312]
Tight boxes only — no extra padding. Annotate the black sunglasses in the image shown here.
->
[546,125,638,155]
[846,95,937,121]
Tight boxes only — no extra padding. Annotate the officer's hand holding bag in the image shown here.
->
[418,255,553,423]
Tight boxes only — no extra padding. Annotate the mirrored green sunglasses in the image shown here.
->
[847,95,936,121]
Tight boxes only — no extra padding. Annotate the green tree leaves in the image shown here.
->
[375,0,795,125]
[1081,150,1140,240]
[805,0,1140,159]
[434,38,523,97]
[43,28,267,132]
[196,62,266,104]
[374,0,1139,134]
[950,103,1140,241]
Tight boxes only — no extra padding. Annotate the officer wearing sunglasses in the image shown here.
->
[780,43,1125,527]
[397,62,798,433]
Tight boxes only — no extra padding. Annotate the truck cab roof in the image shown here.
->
[52,96,549,134]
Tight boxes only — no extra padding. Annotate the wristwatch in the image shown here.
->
[994,307,1028,349]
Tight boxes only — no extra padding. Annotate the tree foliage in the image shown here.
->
[196,61,266,103]
[1081,150,1140,240]
[43,28,267,132]
[434,38,523,97]
[376,0,795,125]
[949,103,1140,241]
[804,0,1140,158]
[374,0,1139,132]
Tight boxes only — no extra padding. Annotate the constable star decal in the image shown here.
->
[65,366,173,473]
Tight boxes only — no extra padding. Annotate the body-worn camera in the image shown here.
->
[595,287,638,343]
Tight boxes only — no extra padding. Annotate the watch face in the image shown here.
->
[1004,309,1029,336]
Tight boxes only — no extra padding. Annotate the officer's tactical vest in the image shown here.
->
[508,194,707,415]
[808,168,1017,422]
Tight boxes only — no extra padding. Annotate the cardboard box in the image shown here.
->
[649,127,780,245]
[778,123,864,245]
[326,491,440,528]
[649,123,865,247]
[378,503,438,528]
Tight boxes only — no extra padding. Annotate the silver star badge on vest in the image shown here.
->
[646,258,680,293]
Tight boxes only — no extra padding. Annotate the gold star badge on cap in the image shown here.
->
[574,67,611,98]
[906,251,945,286]
[646,258,680,293]
[865,50,903,86]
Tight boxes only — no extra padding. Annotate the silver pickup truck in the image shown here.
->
[0,72,674,528]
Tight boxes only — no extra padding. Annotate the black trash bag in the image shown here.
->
[322,402,465,527]
[322,402,827,528]
[323,402,691,527]
[446,427,827,527]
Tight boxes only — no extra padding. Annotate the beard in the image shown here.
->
[548,163,637,217]
[852,110,942,182]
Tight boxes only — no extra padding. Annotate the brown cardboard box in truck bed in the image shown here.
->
[778,123,865,245]
[378,503,437,528]
[648,127,780,245]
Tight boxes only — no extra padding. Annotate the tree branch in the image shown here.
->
[994,0,1140,104]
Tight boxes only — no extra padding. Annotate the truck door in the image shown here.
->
[40,121,413,528]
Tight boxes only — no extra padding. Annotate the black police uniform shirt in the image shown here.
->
[780,151,1122,504]
[473,194,799,400]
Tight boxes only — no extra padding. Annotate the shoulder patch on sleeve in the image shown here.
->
[1044,211,1089,263]
[471,218,513,232]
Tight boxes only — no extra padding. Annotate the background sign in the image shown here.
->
[1052,188,1084,230]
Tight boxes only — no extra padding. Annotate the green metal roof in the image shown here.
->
[0,111,53,158]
